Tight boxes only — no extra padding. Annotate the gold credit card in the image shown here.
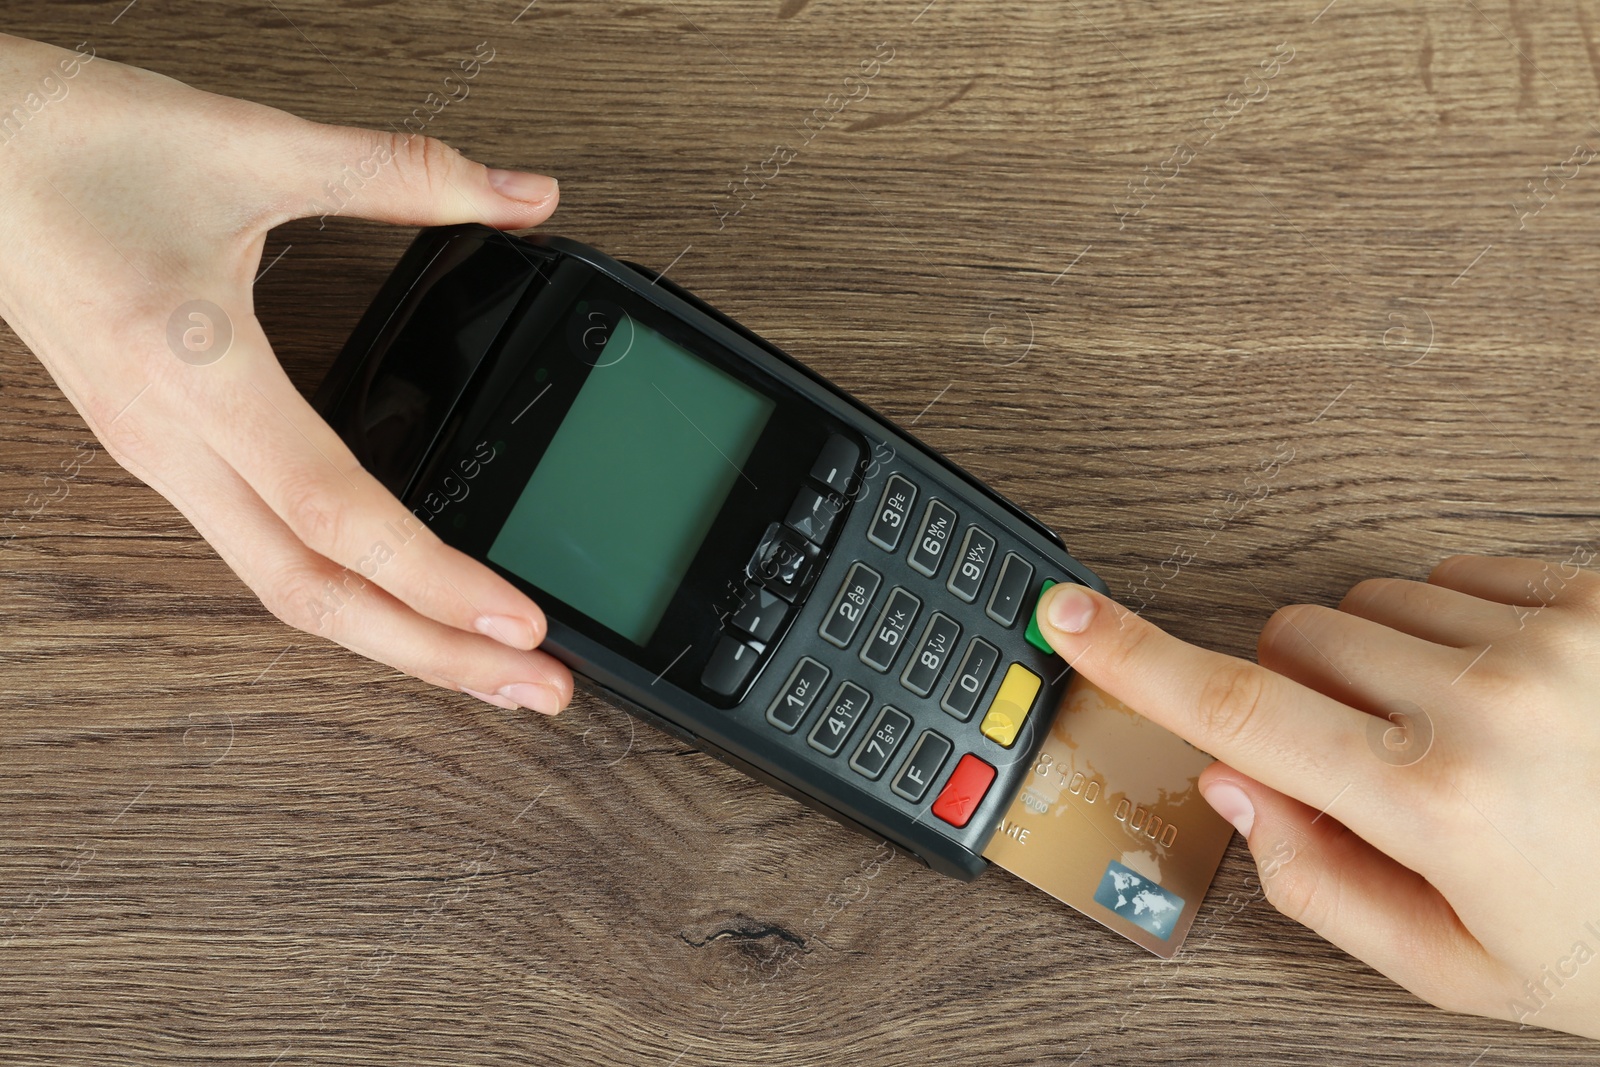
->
[983,675,1234,958]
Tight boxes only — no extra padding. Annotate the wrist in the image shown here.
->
[0,35,98,158]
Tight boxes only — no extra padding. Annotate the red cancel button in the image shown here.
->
[930,754,996,828]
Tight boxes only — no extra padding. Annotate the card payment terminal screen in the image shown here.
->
[488,317,775,645]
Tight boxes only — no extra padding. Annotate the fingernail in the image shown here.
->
[475,614,538,650]
[1045,583,1097,634]
[462,686,519,711]
[497,682,562,716]
[487,168,558,204]
[1202,782,1255,838]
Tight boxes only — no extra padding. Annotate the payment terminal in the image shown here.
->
[315,223,1106,879]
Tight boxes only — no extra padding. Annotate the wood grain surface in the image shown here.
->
[4,1,1599,1064]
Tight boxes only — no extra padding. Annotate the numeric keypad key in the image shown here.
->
[907,499,956,577]
[867,475,917,551]
[808,682,871,756]
[766,658,830,732]
[900,612,960,697]
[946,525,996,603]
[819,563,881,649]
[940,638,999,721]
[849,706,912,779]
[859,587,921,673]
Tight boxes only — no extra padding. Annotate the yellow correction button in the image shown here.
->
[978,663,1042,748]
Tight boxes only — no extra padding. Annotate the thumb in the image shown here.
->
[274,123,559,230]
[1197,762,1510,1022]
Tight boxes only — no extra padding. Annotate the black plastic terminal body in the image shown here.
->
[314,224,1107,880]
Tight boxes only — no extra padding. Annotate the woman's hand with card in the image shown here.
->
[1033,553,1600,1041]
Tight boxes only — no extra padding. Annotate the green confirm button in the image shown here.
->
[1025,579,1058,655]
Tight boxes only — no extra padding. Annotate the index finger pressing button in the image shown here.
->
[1035,584,1410,852]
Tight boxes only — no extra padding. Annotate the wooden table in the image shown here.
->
[4,1,1598,1063]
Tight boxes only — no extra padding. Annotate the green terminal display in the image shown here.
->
[489,320,774,646]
